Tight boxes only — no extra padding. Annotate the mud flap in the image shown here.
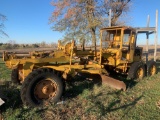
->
[100,75,126,91]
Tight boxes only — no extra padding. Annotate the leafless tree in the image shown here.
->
[0,13,8,38]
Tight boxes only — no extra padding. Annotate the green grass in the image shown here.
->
[0,59,160,120]
[0,59,11,81]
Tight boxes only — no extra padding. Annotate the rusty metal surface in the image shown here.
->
[34,79,57,100]
[100,75,126,91]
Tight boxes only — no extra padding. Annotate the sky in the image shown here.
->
[0,0,160,44]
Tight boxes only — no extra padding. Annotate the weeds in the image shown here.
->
[0,60,160,119]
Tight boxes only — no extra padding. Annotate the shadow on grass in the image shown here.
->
[0,73,144,119]
[64,72,139,100]
[64,73,102,99]
[85,93,143,119]
[0,81,22,111]
[64,74,142,119]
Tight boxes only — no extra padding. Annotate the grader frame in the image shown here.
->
[3,26,158,107]
[3,27,142,81]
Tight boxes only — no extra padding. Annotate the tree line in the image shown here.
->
[0,41,57,50]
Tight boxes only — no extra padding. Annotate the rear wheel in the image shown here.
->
[21,68,63,107]
[128,61,145,80]
[147,60,157,76]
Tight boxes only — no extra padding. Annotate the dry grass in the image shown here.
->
[0,45,160,119]
[0,59,160,119]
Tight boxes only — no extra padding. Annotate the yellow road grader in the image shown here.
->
[3,26,157,107]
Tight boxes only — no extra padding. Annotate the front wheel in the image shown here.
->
[128,61,146,80]
[21,68,63,107]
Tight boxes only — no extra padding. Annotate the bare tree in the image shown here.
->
[50,0,131,49]
[40,41,46,47]
[109,0,131,26]
[8,40,16,46]
[0,13,8,38]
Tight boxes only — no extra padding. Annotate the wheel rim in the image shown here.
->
[34,79,57,100]
[137,67,144,79]
[150,65,156,75]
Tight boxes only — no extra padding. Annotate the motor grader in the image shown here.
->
[3,26,157,107]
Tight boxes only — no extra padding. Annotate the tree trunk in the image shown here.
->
[90,27,96,53]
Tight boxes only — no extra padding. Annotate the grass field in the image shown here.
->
[0,59,160,120]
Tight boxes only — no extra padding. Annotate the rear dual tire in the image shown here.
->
[128,60,157,80]
[147,60,157,76]
[128,61,145,80]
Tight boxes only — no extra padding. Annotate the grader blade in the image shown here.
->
[100,75,126,91]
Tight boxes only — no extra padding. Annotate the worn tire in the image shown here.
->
[11,68,20,84]
[147,60,157,76]
[21,68,63,107]
[128,61,146,80]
